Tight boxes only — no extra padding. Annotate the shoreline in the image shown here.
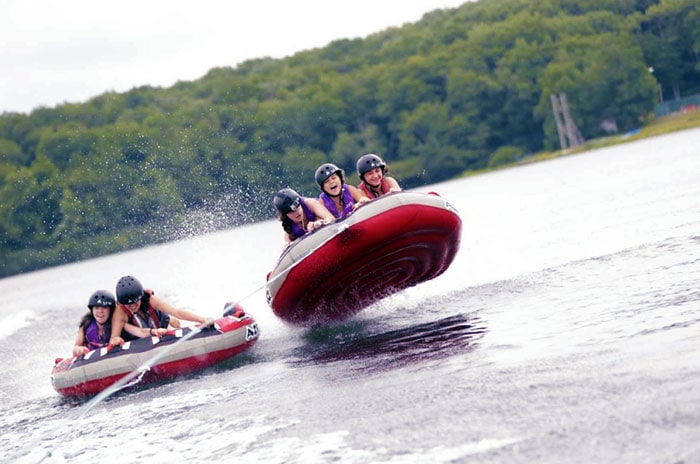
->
[460,109,700,178]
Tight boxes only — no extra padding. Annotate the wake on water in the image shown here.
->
[4,129,700,463]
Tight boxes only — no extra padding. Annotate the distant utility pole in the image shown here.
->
[550,92,584,150]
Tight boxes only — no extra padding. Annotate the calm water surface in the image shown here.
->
[1,128,699,463]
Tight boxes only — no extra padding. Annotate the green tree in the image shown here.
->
[640,0,700,99]
[0,138,25,166]
[0,155,62,250]
[537,32,656,144]
[1,0,695,277]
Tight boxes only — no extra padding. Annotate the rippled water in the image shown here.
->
[1,128,699,463]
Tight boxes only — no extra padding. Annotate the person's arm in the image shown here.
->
[348,185,370,208]
[123,322,167,338]
[168,316,181,329]
[305,198,335,230]
[150,294,207,324]
[109,308,127,346]
[72,327,88,357]
[386,176,402,192]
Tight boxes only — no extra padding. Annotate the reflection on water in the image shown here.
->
[293,313,487,373]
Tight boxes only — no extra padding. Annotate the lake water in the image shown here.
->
[1,128,699,463]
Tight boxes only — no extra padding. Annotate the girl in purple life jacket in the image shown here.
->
[315,163,370,219]
[274,187,334,247]
[72,289,116,357]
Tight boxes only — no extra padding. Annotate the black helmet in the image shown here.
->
[116,275,144,304]
[357,154,387,180]
[273,188,302,214]
[87,289,116,309]
[314,163,344,189]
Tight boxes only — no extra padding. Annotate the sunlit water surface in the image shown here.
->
[2,128,699,463]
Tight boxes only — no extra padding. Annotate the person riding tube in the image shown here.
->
[274,187,334,246]
[315,163,369,219]
[356,154,401,199]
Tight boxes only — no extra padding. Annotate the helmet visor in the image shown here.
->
[119,294,142,305]
[283,196,301,213]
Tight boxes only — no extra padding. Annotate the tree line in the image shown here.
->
[1,0,698,277]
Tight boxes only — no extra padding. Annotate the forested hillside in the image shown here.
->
[1,0,698,277]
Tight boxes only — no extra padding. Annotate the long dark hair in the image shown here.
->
[129,290,170,329]
[79,306,115,330]
[78,311,94,331]
[136,291,152,314]
[278,211,295,236]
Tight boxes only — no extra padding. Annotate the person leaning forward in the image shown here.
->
[109,275,210,346]
[273,187,334,247]
[356,153,401,198]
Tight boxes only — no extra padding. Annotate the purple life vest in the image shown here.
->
[319,185,355,218]
[289,198,318,240]
[85,320,110,351]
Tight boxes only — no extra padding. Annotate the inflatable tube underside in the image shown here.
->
[266,192,462,326]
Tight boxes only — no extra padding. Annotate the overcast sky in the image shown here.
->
[1,0,466,114]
